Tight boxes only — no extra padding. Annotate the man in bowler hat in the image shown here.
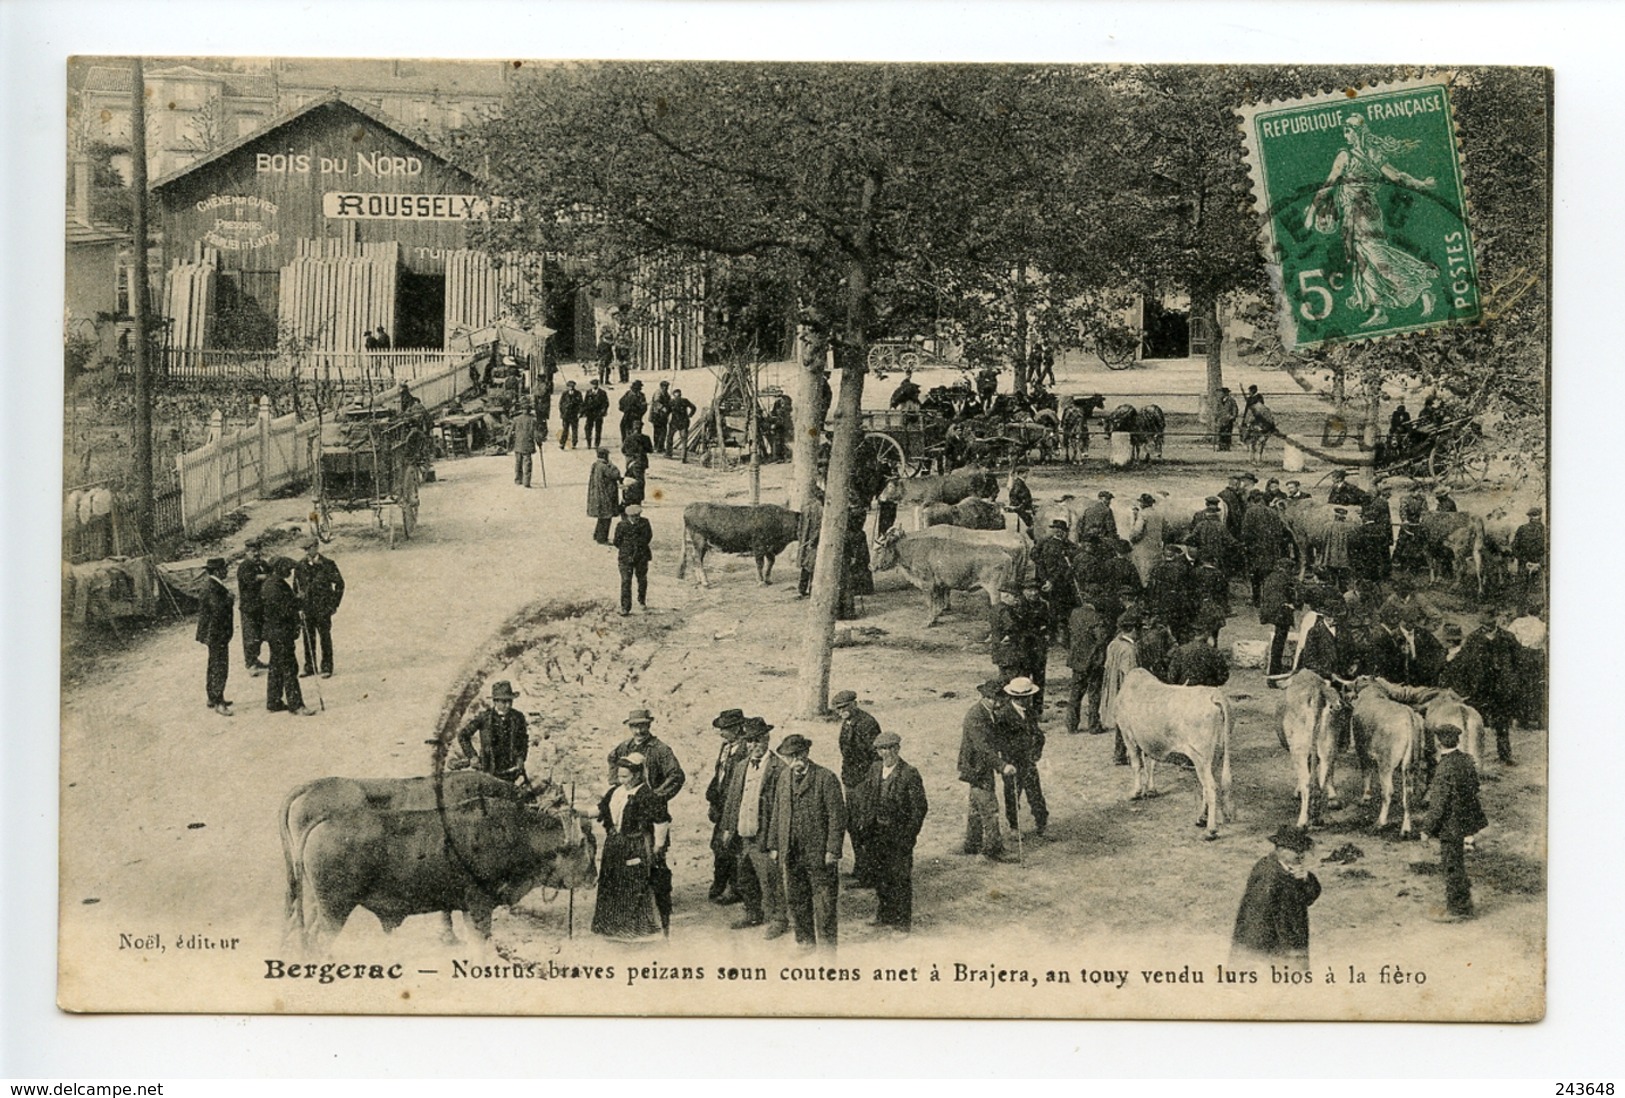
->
[766,733,847,950]
[1231,825,1321,970]
[196,557,235,716]
[456,680,529,783]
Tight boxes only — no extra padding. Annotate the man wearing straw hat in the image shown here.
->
[998,676,1048,839]
[456,680,529,783]
[720,716,788,939]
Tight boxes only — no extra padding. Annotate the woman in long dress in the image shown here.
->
[590,753,669,942]
[1307,113,1440,328]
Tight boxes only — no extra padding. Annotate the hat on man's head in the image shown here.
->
[1527,506,1543,516]
[1238,472,1258,483]
[624,503,643,515]
[1434,726,1462,749]
[976,678,1006,699]
[1442,623,1464,642]
[624,708,654,726]
[1138,493,1157,507]
[1050,518,1070,531]
[713,708,746,730]
[1004,676,1040,697]
[1098,490,1114,501]
[831,690,858,708]
[618,752,647,772]
[1205,496,1221,506]
[596,447,610,458]
[245,536,264,550]
[1434,486,1451,497]
[490,680,516,701]
[1331,469,1348,480]
[1268,825,1314,853]
[776,734,812,758]
[741,717,775,742]
[873,731,901,749]
[205,557,227,575]
[301,536,320,551]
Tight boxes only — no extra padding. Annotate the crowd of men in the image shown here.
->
[448,687,927,949]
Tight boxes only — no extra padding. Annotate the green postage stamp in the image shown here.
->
[1238,75,1479,349]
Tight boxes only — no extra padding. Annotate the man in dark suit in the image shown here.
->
[858,731,928,934]
[666,388,697,460]
[1065,597,1110,735]
[959,680,1017,861]
[720,717,787,938]
[608,707,686,933]
[455,680,529,782]
[294,539,345,678]
[703,709,748,904]
[997,676,1048,838]
[1165,623,1231,687]
[1033,519,1079,646]
[582,380,610,449]
[196,557,235,716]
[832,689,882,885]
[236,538,271,674]
[648,380,673,455]
[261,557,315,716]
[1231,825,1321,971]
[1419,726,1489,920]
[1080,490,1118,542]
[618,379,648,442]
[766,734,847,950]
[1370,606,1446,686]
[1147,543,1196,643]
[1443,609,1525,765]
[1299,606,1361,681]
[557,380,583,449]
[612,501,654,616]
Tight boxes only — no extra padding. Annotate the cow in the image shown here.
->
[922,498,1007,531]
[1102,404,1166,464]
[1276,671,1348,828]
[871,527,1027,627]
[1111,668,1235,841]
[1353,678,1484,785]
[677,502,801,587]
[894,468,996,528]
[1349,678,1423,835]
[280,773,596,953]
[1417,511,1485,594]
[1279,499,1365,577]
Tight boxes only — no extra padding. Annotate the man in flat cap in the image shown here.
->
[832,689,882,886]
[856,730,928,934]
[1231,825,1321,971]
[1328,469,1370,508]
[720,717,788,938]
[1033,518,1079,647]
[261,557,315,716]
[704,709,749,905]
[1419,725,1489,921]
[612,501,654,616]
[587,447,622,544]
[457,680,529,783]
[1432,485,1458,513]
[1511,505,1546,608]
[1442,608,1524,766]
[766,733,847,950]
[959,680,1018,861]
[608,708,685,930]
[196,557,235,716]
[295,537,344,678]
[236,537,271,674]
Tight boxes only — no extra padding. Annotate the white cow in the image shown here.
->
[1112,668,1235,841]
[1350,679,1423,835]
[1276,671,1347,828]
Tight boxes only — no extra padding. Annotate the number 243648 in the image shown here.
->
[1555,1085,1614,1095]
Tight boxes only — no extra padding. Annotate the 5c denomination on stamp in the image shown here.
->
[1238,75,1480,349]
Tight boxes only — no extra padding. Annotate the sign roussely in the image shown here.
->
[322,192,515,221]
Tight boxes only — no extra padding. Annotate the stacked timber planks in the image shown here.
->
[164,245,220,351]
[444,250,541,338]
[277,238,399,352]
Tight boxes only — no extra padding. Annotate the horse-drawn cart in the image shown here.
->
[1378,413,1491,488]
[311,403,430,548]
[852,409,951,479]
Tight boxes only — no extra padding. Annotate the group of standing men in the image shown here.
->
[199,535,346,718]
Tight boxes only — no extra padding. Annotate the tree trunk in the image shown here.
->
[1012,262,1029,397]
[790,325,822,512]
[1196,289,1222,432]
[130,57,154,548]
[796,177,876,718]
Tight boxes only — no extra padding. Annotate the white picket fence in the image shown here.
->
[173,359,473,537]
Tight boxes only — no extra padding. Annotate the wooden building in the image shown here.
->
[149,93,537,353]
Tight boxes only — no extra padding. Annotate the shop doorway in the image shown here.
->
[397,270,445,349]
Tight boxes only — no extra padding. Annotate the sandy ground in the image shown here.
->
[57,355,1546,1019]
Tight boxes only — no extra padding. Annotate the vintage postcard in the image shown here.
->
[58,58,1550,1020]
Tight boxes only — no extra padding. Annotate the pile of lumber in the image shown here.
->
[444,250,538,340]
[277,239,399,352]
[164,245,219,350]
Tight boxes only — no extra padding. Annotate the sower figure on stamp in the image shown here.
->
[856,730,928,935]
[456,680,529,783]
[236,537,271,674]
[704,708,748,905]
[959,679,1017,863]
[1231,825,1321,972]
[196,556,234,716]
[1419,725,1488,922]
[719,717,787,938]
[832,689,882,887]
[608,709,686,936]
[294,538,344,679]
[765,734,846,951]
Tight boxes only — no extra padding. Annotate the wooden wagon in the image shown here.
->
[311,404,429,548]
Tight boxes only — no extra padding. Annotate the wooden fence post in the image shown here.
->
[258,396,273,499]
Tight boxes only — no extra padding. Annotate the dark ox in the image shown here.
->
[677,502,801,587]
[1417,511,1486,594]
[280,773,596,953]
[1102,404,1166,464]
[871,527,1026,628]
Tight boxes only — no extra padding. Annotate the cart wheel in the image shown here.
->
[858,431,908,480]
[898,350,924,370]
[1430,438,1490,488]
[867,344,899,373]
